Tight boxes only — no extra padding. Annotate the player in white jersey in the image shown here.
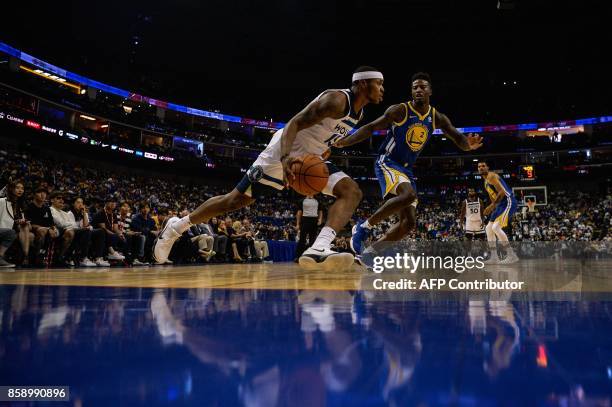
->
[460,187,485,240]
[152,66,385,270]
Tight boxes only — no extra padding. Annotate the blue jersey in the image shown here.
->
[377,102,437,168]
[485,174,517,227]
[484,174,513,201]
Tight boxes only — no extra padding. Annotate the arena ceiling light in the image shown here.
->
[19,65,82,94]
[79,114,96,121]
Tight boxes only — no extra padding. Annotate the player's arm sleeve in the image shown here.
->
[335,104,405,148]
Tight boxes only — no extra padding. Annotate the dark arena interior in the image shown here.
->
[0,1,611,406]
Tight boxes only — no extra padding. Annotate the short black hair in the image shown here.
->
[354,65,380,74]
[49,191,64,200]
[478,160,491,167]
[411,72,432,85]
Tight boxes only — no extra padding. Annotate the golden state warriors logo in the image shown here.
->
[405,123,429,152]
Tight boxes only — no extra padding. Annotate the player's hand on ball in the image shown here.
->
[466,133,483,150]
[281,156,301,187]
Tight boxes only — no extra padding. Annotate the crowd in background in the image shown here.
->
[0,146,610,269]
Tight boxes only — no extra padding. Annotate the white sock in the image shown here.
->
[492,222,514,255]
[173,216,193,234]
[312,226,336,251]
[362,220,372,229]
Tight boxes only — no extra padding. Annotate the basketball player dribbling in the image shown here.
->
[460,187,486,240]
[152,67,385,270]
[336,72,483,262]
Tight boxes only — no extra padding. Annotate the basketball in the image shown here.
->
[289,154,329,196]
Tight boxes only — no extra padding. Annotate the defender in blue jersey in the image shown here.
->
[337,72,483,257]
[478,161,519,264]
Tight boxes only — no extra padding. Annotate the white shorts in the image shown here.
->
[465,221,485,234]
[236,154,350,198]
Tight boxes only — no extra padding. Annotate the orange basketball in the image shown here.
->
[289,154,329,196]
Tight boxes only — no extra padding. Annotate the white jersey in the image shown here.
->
[259,89,363,161]
[302,197,319,217]
[465,199,484,232]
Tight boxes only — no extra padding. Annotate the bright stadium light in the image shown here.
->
[19,65,81,93]
[79,114,96,121]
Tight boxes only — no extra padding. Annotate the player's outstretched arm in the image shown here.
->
[436,111,483,152]
[280,92,347,185]
[335,104,405,148]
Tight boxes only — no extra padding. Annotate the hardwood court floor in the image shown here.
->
[0,259,610,292]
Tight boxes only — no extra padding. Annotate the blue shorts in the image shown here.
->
[374,157,417,199]
[490,195,518,227]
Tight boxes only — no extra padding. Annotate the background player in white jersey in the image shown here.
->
[460,187,485,240]
[153,66,385,270]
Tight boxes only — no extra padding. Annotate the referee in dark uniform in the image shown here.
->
[296,195,323,258]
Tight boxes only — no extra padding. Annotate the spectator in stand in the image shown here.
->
[4,181,32,265]
[189,222,216,261]
[131,202,158,264]
[209,217,228,262]
[243,218,270,261]
[25,186,59,266]
[92,198,126,262]
[332,237,350,253]
[224,217,244,262]
[70,197,108,266]
[49,192,98,267]
[0,188,17,268]
[118,202,148,266]
[232,219,256,261]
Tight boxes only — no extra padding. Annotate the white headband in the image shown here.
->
[352,71,384,82]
